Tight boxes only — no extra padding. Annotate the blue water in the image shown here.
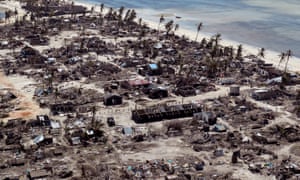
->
[80,1,300,57]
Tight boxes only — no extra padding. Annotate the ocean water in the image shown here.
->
[79,0,300,58]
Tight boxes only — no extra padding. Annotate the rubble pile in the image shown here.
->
[0,0,299,179]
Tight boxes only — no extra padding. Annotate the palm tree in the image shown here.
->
[127,9,136,23]
[118,6,125,21]
[71,1,75,19]
[205,55,218,78]
[278,52,286,68]
[237,44,243,60]
[106,7,113,20]
[165,20,174,36]
[177,52,184,75]
[195,22,203,41]
[138,29,146,41]
[100,3,104,15]
[214,33,221,47]
[284,49,292,72]
[124,9,131,21]
[258,48,265,58]
[174,24,179,34]
[157,15,165,34]
[138,18,142,27]
[5,10,11,24]
[200,38,207,48]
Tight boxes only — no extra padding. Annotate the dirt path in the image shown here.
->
[0,72,48,122]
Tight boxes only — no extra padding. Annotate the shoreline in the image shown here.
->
[0,0,26,20]
[0,1,299,179]
[0,0,299,73]
[73,0,300,73]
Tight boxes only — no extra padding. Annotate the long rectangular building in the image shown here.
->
[132,103,202,123]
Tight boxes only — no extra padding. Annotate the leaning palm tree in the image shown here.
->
[118,6,125,21]
[174,24,179,33]
[127,9,137,23]
[124,9,131,21]
[278,52,286,68]
[284,49,292,72]
[165,20,174,36]
[195,22,203,41]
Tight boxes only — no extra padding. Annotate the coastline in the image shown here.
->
[73,0,300,73]
[0,0,299,73]
[0,1,299,179]
[0,0,26,21]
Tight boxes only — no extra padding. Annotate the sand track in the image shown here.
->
[0,72,48,122]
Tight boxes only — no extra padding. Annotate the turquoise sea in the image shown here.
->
[79,0,300,57]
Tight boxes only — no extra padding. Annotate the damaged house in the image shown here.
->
[143,84,168,99]
[50,102,75,115]
[103,94,123,106]
[193,111,217,125]
[251,89,275,101]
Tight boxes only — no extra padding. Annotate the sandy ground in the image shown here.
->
[0,71,49,122]
[0,0,26,22]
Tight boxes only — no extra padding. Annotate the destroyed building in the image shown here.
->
[132,103,202,123]
[103,94,123,106]
[251,89,275,100]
